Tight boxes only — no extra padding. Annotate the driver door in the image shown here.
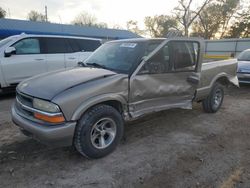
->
[129,39,202,118]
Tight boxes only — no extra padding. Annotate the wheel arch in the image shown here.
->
[71,94,128,121]
[214,75,230,86]
[195,73,237,102]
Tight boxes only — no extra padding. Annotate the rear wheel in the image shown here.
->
[202,82,224,113]
[74,104,124,159]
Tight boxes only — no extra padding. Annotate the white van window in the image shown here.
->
[45,38,66,53]
[67,39,80,52]
[76,39,101,52]
[13,38,40,54]
[67,38,101,52]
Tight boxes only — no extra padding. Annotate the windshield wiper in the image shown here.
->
[86,62,107,70]
[86,62,122,73]
[77,61,87,67]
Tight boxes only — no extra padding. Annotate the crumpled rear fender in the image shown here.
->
[195,73,239,101]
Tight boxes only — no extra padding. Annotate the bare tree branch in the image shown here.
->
[188,0,212,27]
[175,0,212,36]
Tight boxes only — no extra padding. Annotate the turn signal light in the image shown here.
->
[34,113,65,123]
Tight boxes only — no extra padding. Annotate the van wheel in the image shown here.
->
[202,82,224,113]
[74,104,124,159]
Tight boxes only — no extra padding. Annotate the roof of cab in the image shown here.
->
[107,38,166,43]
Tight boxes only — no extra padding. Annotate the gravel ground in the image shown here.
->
[0,85,250,188]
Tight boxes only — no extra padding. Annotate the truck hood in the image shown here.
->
[17,67,116,100]
[237,61,250,73]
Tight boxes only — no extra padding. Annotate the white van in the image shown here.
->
[0,34,102,93]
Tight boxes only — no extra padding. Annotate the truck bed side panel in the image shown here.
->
[195,59,238,101]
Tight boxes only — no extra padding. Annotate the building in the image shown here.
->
[204,38,250,61]
[0,18,141,41]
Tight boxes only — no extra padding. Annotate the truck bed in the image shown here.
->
[195,59,238,101]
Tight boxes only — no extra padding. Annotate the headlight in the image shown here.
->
[33,98,60,113]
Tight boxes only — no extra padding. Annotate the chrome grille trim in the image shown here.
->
[16,91,33,107]
[16,96,63,117]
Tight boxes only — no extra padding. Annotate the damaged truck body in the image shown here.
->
[12,38,238,158]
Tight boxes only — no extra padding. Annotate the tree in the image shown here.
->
[226,11,250,38]
[95,22,108,28]
[126,20,144,35]
[190,0,240,39]
[174,0,212,36]
[144,15,179,37]
[27,10,46,22]
[72,12,97,26]
[218,0,240,38]
[112,24,123,30]
[72,12,108,28]
[0,7,6,18]
[191,3,223,39]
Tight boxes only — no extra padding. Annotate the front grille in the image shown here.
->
[15,91,64,125]
[16,91,34,119]
[16,91,33,108]
[239,71,250,74]
[16,101,33,117]
[239,77,250,82]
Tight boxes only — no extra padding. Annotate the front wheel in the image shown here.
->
[202,82,224,113]
[74,104,124,159]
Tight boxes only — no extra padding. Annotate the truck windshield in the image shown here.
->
[238,50,250,61]
[84,42,147,74]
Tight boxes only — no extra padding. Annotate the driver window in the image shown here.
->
[172,41,198,71]
[140,44,170,74]
[139,41,199,74]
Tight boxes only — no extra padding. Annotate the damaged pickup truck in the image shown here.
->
[12,38,238,158]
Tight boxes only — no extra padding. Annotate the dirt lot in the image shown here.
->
[0,86,250,188]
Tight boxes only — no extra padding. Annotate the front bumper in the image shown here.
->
[237,73,250,84]
[11,105,76,147]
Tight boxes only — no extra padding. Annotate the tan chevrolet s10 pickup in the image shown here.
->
[12,38,238,158]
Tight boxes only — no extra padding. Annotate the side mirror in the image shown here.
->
[4,47,16,57]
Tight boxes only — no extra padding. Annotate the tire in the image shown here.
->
[202,82,224,113]
[74,104,124,159]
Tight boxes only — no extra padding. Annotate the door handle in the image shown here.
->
[68,57,76,60]
[34,58,44,61]
[187,75,199,85]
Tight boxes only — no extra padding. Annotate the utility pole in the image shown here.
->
[45,6,48,22]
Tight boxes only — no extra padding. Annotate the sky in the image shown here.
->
[0,0,185,28]
[1,0,249,29]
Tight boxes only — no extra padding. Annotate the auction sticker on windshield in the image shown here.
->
[120,43,137,48]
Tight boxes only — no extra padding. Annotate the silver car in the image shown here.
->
[237,49,250,84]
